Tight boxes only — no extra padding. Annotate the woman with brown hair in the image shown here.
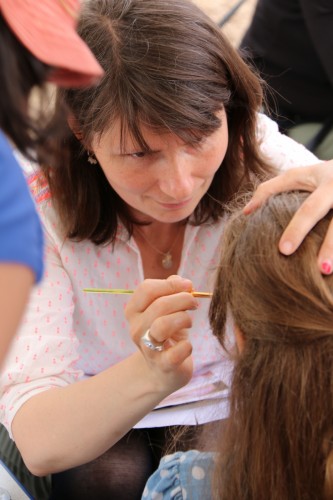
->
[0,0,323,498]
[145,190,333,499]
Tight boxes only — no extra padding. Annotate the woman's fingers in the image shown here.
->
[243,165,315,214]
[133,303,195,352]
[162,338,193,370]
[125,275,193,315]
[125,276,197,348]
[125,279,195,391]
[278,186,333,255]
[155,336,194,391]
[243,160,333,274]
[142,310,193,346]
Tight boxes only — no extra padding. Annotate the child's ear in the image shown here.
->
[67,114,84,142]
[234,324,245,353]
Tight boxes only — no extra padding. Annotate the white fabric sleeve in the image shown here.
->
[256,113,320,171]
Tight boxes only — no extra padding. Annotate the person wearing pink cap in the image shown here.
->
[0,0,102,405]
[0,2,102,494]
[0,0,103,369]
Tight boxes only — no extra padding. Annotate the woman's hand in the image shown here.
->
[125,275,196,395]
[12,275,197,474]
[244,160,333,274]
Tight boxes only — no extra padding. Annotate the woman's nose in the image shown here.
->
[158,155,195,199]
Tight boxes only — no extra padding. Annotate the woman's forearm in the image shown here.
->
[12,276,194,476]
[12,352,172,476]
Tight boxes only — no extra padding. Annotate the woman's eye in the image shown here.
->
[131,151,146,158]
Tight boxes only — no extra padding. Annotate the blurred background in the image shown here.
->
[193,0,257,46]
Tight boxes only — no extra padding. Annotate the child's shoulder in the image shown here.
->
[143,450,216,500]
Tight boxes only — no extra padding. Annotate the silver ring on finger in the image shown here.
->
[140,329,164,352]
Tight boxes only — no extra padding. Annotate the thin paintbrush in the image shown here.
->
[83,288,213,298]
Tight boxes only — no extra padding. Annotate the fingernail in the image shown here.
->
[321,260,332,275]
[279,241,294,255]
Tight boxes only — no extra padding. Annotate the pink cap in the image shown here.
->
[0,0,104,87]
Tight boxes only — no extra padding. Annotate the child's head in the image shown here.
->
[209,191,333,499]
[46,0,276,244]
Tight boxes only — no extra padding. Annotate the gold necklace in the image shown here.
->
[135,225,183,270]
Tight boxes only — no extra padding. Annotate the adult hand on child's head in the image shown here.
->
[243,159,333,275]
[125,275,196,394]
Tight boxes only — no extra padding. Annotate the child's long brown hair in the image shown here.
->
[209,191,333,500]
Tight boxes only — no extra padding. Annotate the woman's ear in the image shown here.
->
[234,324,245,353]
[67,114,84,142]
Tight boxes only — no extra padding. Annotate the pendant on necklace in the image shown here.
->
[162,252,173,269]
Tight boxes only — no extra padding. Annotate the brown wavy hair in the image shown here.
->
[42,0,276,244]
[209,191,333,499]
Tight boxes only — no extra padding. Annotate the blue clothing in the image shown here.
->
[142,450,215,500]
[0,131,43,282]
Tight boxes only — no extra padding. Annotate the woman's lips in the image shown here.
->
[157,199,192,209]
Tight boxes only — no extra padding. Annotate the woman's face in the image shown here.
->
[91,109,228,223]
